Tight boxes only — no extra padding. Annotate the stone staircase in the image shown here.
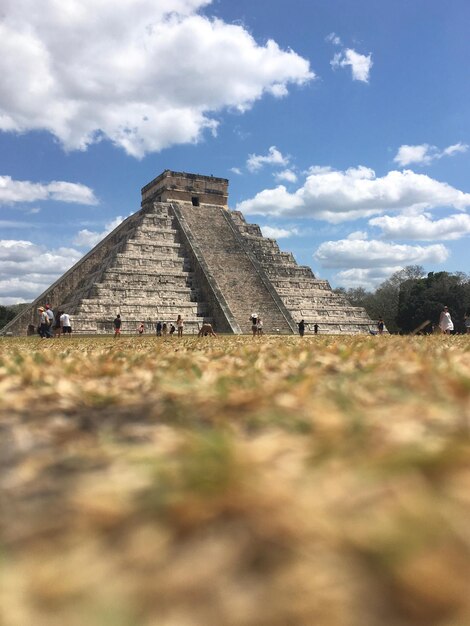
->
[172,203,297,334]
[230,211,374,334]
[67,204,212,333]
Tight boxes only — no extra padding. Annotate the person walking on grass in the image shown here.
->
[465,312,470,334]
[45,304,55,338]
[53,310,63,338]
[113,314,122,337]
[176,314,184,337]
[439,306,454,335]
[377,317,385,335]
[38,307,50,338]
[60,311,72,337]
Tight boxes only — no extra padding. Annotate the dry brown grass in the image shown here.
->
[1,334,470,626]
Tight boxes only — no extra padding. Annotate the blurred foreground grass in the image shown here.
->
[1,334,470,626]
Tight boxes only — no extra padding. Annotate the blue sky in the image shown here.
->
[1,0,469,304]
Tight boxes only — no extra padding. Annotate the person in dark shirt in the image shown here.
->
[298,319,305,337]
[113,314,122,337]
[377,318,385,335]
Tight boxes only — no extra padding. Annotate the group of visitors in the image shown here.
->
[37,304,72,338]
[155,321,176,336]
[36,305,467,339]
[250,313,264,337]
[113,314,185,337]
[297,319,319,337]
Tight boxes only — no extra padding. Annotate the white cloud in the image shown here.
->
[73,216,127,249]
[0,175,98,205]
[331,48,372,82]
[370,213,470,241]
[313,238,448,269]
[230,167,242,176]
[394,142,468,167]
[325,32,342,46]
[236,166,470,223]
[246,146,289,172]
[274,169,298,183]
[260,225,298,239]
[442,142,468,157]
[0,1,313,158]
[346,230,368,240]
[0,239,82,303]
[334,266,404,289]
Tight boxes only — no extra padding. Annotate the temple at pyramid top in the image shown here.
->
[141,170,229,208]
[2,170,374,336]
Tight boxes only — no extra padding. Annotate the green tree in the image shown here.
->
[0,306,16,330]
[397,272,470,333]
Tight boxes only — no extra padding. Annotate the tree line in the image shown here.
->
[0,304,29,330]
[335,266,470,334]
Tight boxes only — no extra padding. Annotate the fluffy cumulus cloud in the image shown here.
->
[313,237,449,289]
[394,142,468,167]
[331,48,372,82]
[334,267,404,289]
[0,176,98,206]
[236,166,470,223]
[274,169,298,183]
[313,238,449,269]
[73,216,127,249]
[370,213,470,241]
[0,0,313,158]
[246,146,290,172]
[0,239,82,304]
[260,225,298,239]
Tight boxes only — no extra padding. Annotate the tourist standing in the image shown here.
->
[169,322,176,336]
[137,322,145,335]
[45,304,54,338]
[251,313,258,338]
[53,310,63,338]
[298,319,305,337]
[256,317,264,336]
[162,322,168,336]
[377,318,385,335]
[113,314,122,337]
[176,314,184,337]
[439,306,454,335]
[38,306,50,338]
[314,323,319,335]
[156,321,162,336]
[60,311,72,337]
[465,312,470,334]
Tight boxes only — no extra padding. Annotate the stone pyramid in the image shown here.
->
[3,170,374,335]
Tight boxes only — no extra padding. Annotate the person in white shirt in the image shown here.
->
[439,306,454,335]
[60,312,72,336]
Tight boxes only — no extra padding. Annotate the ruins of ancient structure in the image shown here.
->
[3,170,374,335]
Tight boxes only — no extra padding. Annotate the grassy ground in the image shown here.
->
[1,334,470,626]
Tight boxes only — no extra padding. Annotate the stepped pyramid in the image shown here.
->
[3,170,374,335]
